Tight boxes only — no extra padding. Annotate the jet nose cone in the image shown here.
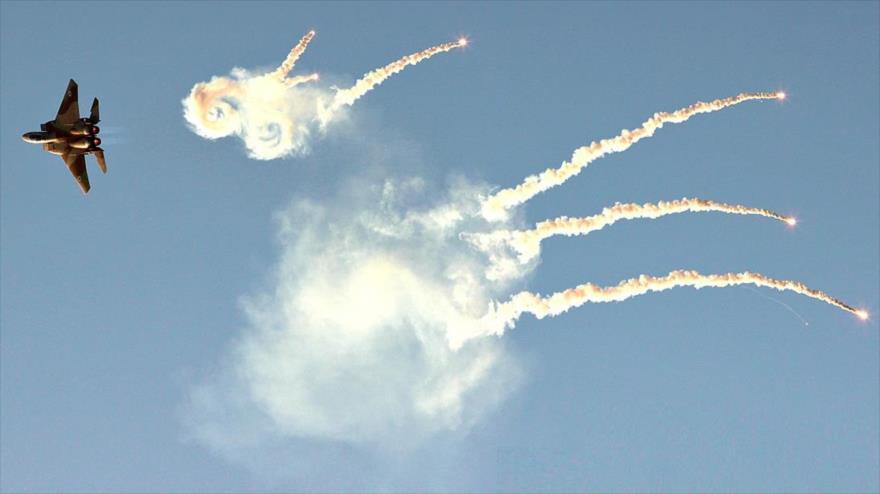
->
[21,133,32,142]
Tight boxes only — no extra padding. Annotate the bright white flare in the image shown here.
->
[480,92,782,221]
[467,198,793,264]
[856,309,870,321]
[474,270,867,341]
[270,30,316,81]
[318,38,467,126]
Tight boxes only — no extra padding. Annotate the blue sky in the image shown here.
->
[1,2,877,492]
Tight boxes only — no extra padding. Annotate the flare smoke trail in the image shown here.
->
[318,38,468,126]
[477,270,864,339]
[270,30,316,81]
[480,91,785,221]
[468,198,793,264]
[286,73,320,87]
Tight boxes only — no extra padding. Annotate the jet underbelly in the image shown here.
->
[42,142,67,155]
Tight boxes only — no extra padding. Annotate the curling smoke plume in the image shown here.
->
[467,198,794,264]
[183,32,465,159]
[187,176,528,451]
[480,92,784,221]
[182,31,324,160]
[317,38,467,127]
[475,270,865,340]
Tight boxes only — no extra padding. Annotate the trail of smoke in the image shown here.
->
[270,30,317,80]
[741,285,810,327]
[479,270,865,337]
[319,38,467,125]
[286,73,320,87]
[480,91,786,221]
[471,198,794,264]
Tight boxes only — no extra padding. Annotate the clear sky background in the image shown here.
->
[1,2,878,492]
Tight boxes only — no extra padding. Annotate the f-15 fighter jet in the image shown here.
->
[22,79,107,194]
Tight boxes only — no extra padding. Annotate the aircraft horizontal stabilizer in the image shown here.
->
[94,148,107,174]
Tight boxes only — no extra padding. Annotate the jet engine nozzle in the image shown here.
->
[70,120,99,136]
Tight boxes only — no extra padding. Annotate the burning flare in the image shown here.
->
[318,38,467,126]
[477,270,866,340]
[480,92,782,221]
[468,198,794,264]
[270,30,316,81]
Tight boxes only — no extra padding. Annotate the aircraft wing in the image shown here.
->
[55,79,80,126]
[63,152,90,194]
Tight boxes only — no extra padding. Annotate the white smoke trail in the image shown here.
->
[286,73,320,87]
[467,198,794,264]
[270,30,316,80]
[480,91,786,221]
[317,38,468,127]
[472,270,865,342]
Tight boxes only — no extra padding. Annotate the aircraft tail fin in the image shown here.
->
[94,148,107,174]
[89,98,100,124]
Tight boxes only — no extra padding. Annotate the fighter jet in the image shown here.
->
[21,79,107,194]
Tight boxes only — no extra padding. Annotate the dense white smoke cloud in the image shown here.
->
[186,175,528,451]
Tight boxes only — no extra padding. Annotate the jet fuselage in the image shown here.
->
[22,79,107,193]
[22,119,101,147]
